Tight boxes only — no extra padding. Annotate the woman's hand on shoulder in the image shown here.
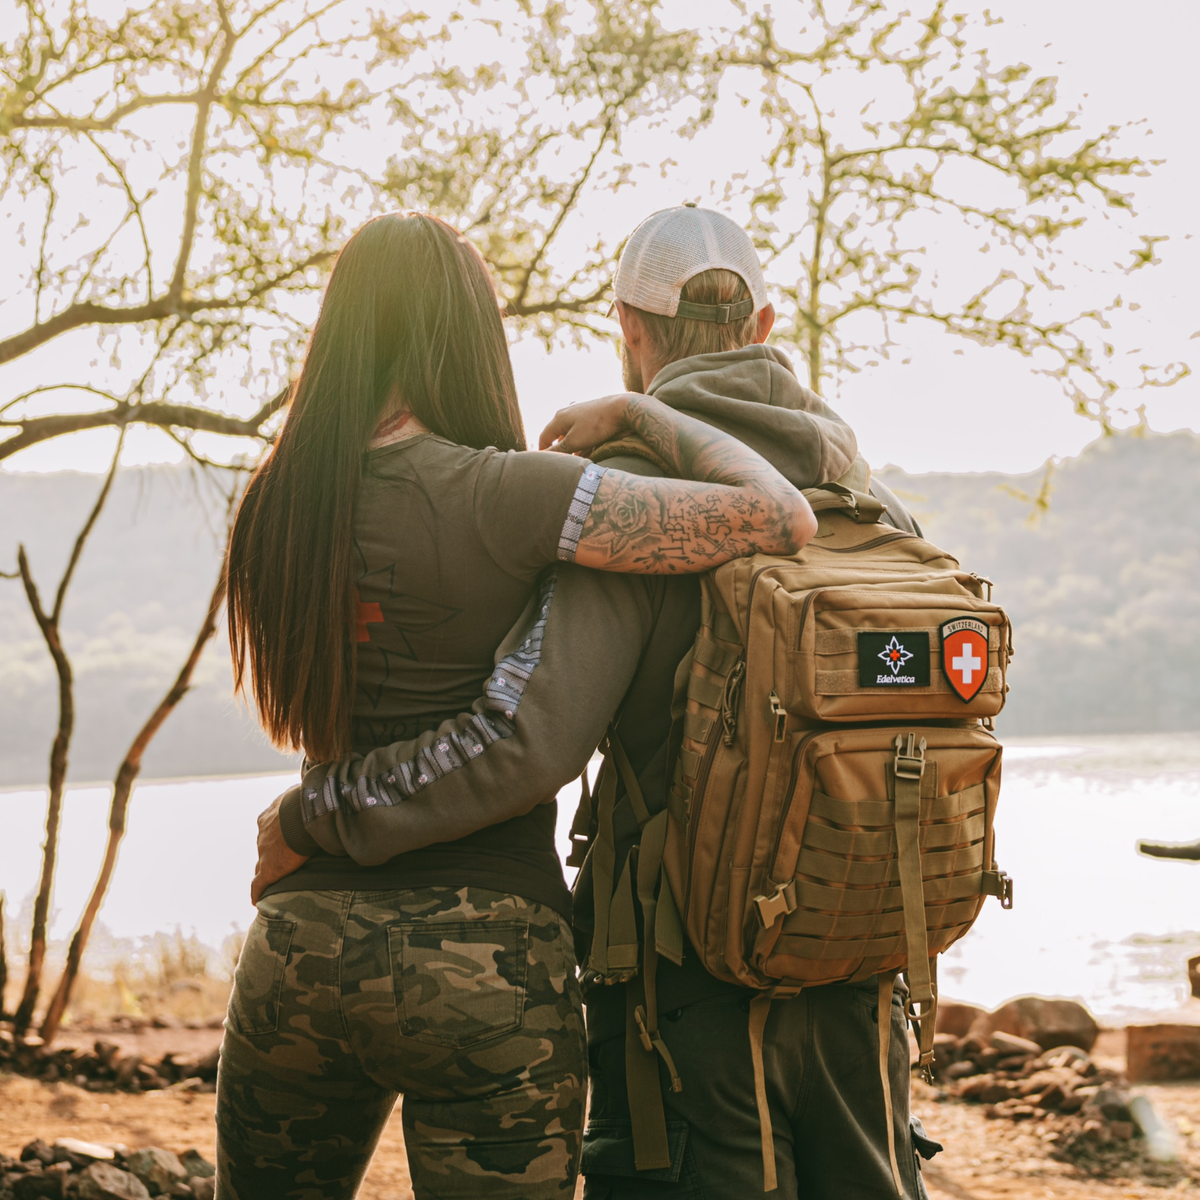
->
[539,393,646,456]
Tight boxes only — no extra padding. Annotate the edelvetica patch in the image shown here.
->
[857,631,931,688]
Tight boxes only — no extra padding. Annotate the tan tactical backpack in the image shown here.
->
[577,484,1014,1192]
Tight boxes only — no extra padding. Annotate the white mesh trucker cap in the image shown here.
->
[613,205,768,324]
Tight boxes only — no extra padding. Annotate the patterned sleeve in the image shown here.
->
[279,564,656,864]
[472,449,607,579]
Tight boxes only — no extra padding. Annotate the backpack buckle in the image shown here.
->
[753,879,797,928]
[768,691,786,743]
[982,868,1014,909]
[893,733,927,780]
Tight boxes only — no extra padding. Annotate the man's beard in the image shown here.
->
[621,341,643,392]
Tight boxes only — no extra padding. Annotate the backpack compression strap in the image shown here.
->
[893,733,938,1074]
[586,729,686,1171]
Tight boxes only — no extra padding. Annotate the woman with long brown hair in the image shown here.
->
[217,212,816,1200]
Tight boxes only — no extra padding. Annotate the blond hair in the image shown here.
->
[632,269,758,364]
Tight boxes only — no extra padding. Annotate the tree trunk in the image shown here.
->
[10,448,121,1036]
[39,568,228,1044]
[11,603,71,1035]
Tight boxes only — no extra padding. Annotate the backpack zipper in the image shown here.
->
[744,531,920,615]
[683,727,723,917]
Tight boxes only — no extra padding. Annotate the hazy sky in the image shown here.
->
[3,0,1197,476]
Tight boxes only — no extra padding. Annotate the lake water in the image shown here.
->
[3,733,1198,1022]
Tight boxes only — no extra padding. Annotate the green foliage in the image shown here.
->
[0,0,712,462]
[726,0,1186,417]
[0,0,1183,464]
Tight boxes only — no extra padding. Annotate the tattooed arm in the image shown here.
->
[540,393,816,573]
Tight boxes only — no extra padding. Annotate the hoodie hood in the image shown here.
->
[646,344,856,490]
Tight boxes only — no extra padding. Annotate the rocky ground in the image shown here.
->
[915,1078,1200,1200]
[0,1075,415,1200]
[4,1015,1200,1198]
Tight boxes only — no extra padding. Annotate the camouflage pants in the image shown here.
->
[215,887,587,1200]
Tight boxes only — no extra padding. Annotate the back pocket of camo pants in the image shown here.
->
[390,920,528,1049]
[229,915,295,1036]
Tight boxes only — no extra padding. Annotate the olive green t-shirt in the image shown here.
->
[269,433,605,916]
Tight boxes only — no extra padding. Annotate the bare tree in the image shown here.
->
[1,0,700,1039]
[7,437,122,1035]
[722,0,1185,417]
[39,560,229,1043]
[1,0,703,462]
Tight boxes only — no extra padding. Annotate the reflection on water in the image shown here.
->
[2,733,1198,1021]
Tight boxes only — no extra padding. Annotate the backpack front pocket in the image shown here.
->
[748,726,1002,986]
[787,587,1011,723]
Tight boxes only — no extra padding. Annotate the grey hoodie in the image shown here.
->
[647,344,857,490]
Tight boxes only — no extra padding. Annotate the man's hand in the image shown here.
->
[539,394,645,455]
[251,793,309,904]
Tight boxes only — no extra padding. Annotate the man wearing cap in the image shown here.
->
[563,205,932,1199]
[261,206,935,1198]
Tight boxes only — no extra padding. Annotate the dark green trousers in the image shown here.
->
[215,887,587,1200]
[582,979,933,1199]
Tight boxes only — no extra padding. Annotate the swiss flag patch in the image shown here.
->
[940,617,989,702]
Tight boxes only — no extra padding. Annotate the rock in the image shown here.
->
[1126,1023,1200,1083]
[989,1030,1042,1057]
[14,1163,69,1200]
[931,1032,960,1076]
[19,1145,53,1169]
[1082,1085,1132,1122]
[133,1065,164,1091]
[994,1054,1033,1073]
[1108,1120,1135,1140]
[1189,954,1200,1001]
[1017,1067,1075,1096]
[935,1000,985,1037]
[175,1157,211,1183]
[1030,1080,1068,1110]
[52,1141,113,1168]
[944,1060,979,1080]
[113,1058,141,1089]
[72,1164,150,1200]
[1032,1044,1090,1070]
[187,1180,214,1200]
[125,1151,186,1196]
[958,1074,1019,1104]
[973,996,1099,1052]
[192,1050,219,1081]
[93,1043,122,1071]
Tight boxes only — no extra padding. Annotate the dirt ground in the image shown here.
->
[4,1028,1200,1199]
[0,1074,417,1200]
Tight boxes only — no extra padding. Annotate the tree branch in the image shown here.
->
[0,390,289,462]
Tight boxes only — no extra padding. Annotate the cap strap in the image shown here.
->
[674,297,755,324]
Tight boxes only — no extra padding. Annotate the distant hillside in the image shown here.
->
[1,430,1197,786]
[1,467,298,786]
[879,429,1200,736]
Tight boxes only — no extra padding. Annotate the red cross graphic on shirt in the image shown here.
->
[355,591,384,643]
